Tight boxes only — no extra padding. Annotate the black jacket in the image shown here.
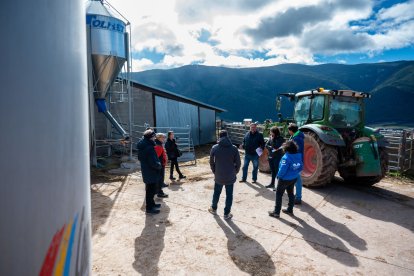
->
[266,136,285,160]
[242,131,265,155]
[137,137,162,184]
[210,137,241,185]
[165,138,180,160]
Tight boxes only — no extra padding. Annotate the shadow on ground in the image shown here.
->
[310,176,414,233]
[244,181,275,201]
[133,203,171,276]
[215,216,276,275]
[279,216,360,267]
[91,177,128,236]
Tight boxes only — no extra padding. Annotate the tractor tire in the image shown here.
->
[302,132,338,187]
[339,148,388,186]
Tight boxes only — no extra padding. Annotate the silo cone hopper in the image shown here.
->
[87,0,129,138]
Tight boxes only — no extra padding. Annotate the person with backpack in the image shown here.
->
[268,140,303,218]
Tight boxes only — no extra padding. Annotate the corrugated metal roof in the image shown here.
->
[127,79,226,112]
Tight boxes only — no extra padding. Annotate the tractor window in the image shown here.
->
[294,96,311,126]
[311,95,324,121]
[329,96,361,127]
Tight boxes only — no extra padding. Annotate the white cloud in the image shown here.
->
[104,0,413,71]
[131,58,154,72]
[377,0,414,22]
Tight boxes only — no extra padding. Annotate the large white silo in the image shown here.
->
[0,0,91,275]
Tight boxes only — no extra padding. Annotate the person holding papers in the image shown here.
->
[265,126,285,189]
[239,122,265,183]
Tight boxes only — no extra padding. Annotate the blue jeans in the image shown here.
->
[211,183,234,215]
[242,154,259,181]
[295,176,302,200]
[275,179,296,214]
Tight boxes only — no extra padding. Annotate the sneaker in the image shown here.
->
[208,207,217,215]
[282,209,294,216]
[252,180,257,183]
[157,193,169,198]
[224,213,233,220]
[154,203,161,208]
[239,179,246,183]
[179,175,186,179]
[294,199,302,205]
[161,183,169,188]
[146,208,160,214]
[265,184,275,188]
[170,176,176,180]
[268,211,280,218]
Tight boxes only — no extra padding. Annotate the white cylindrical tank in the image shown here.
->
[0,0,91,275]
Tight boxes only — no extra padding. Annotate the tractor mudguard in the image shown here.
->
[362,127,389,148]
[300,124,346,147]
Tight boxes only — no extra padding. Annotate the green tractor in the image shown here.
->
[266,88,388,187]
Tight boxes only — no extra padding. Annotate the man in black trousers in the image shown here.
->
[137,129,162,214]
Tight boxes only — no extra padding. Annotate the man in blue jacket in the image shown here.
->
[209,130,241,220]
[288,123,305,204]
[137,129,162,214]
[239,122,265,183]
[268,140,303,218]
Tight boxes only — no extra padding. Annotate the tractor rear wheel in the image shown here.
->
[339,148,388,186]
[302,132,338,187]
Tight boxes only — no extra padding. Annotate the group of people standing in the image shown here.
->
[137,122,305,219]
[137,129,185,214]
[209,122,304,219]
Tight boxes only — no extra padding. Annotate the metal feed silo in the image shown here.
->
[86,0,127,99]
[86,0,131,140]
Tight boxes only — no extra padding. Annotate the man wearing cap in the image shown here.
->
[239,122,265,183]
[137,129,162,214]
[208,130,241,220]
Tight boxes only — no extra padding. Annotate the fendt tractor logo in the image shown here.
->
[39,207,90,276]
[87,14,124,33]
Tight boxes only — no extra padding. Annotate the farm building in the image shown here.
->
[93,79,225,150]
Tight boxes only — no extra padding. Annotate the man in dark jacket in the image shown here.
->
[137,129,162,214]
[208,130,241,220]
[239,122,265,183]
[288,123,305,204]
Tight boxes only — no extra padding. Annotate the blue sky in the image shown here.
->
[110,0,414,71]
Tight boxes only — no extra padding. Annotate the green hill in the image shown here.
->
[131,61,414,126]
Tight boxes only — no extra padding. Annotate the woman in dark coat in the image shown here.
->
[265,126,285,188]
[165,131,186,180]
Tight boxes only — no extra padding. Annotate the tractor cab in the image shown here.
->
[293,88,368,130]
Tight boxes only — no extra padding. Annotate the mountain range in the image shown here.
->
[131,61,414,127]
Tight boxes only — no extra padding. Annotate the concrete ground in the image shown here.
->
[91,150,414,275]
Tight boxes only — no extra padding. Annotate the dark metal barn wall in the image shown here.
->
[199,107,216,144]
[155,96,200,145]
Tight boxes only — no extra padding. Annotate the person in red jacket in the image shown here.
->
[154,133,168,198]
